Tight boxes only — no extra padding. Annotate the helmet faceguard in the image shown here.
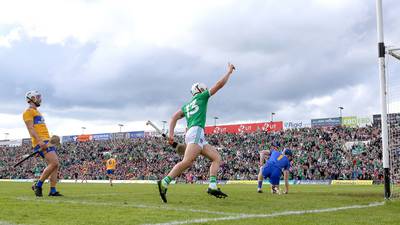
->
[25,90,42,107]
[190,83,207,96]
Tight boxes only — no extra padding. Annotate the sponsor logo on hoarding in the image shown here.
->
[357,117,372,125]
[129,131,144,138]
[226,180,257,184]
[284,122,304,129]
[342,116,357,127]
[113,132,127,139]
[62,135,78,143]
[226,180,295,185]
[342,116,372,127]
[311,117,341,127]
[213,126,227,134]
[62,131,144,142]
[205,121,283,135]
[294,180,331,185]
[92,133,110,141]
[77,134,92,142]
[331,180,373,185]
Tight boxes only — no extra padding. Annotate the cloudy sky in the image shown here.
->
[1,0,400,139]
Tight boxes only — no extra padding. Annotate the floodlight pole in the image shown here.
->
[118,124,124,133]
[338,106,344,118]
[376,0,390,199]
[161,121,167,133]
[213,116,219,127]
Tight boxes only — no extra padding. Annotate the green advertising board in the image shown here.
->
[342,116,358,127]
[341,116,372,127]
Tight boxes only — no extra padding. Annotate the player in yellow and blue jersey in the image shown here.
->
[106,156,117,186]
[23,90,62,197]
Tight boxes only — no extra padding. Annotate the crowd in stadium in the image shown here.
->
[0,126,384,182]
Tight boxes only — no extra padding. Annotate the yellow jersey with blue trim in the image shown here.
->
[22,108,50,147]
[106,158,116,170]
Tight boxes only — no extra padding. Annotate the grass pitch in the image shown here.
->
[0,182,399,225]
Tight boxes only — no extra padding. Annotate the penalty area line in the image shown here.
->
[143,201,385,225]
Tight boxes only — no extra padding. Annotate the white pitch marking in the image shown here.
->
[77,193,120,197]
[0,221,29,225]
[143,202,385,225]
[15,197,240,216]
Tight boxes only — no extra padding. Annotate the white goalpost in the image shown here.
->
[376,0,400,199]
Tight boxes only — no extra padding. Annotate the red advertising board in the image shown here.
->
[204,121,283,134]
[77,134,92,142]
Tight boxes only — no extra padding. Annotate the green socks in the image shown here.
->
[161,176,172,187]
[209,176,217,189]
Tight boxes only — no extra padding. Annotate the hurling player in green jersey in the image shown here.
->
[157,63,235,203]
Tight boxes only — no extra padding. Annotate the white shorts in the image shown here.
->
[185,126,208,148]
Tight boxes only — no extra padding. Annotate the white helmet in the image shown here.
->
[190,83,207,96]
[25,90,42,106]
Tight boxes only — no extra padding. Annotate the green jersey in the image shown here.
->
[182,90,211,129]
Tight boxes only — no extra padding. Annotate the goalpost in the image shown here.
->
[376,0,400,199]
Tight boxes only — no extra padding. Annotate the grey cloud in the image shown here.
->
[0,36,96,113]
[1,0,400,128]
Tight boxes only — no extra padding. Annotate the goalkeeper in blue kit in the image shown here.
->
[261,145,293,194]
[257,142,281,193]
[157,63,235,203]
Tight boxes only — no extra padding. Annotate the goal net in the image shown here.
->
[387,48,400,198]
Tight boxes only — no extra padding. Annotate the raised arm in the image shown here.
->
[209,63,235,96]
[168,109,185,144]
